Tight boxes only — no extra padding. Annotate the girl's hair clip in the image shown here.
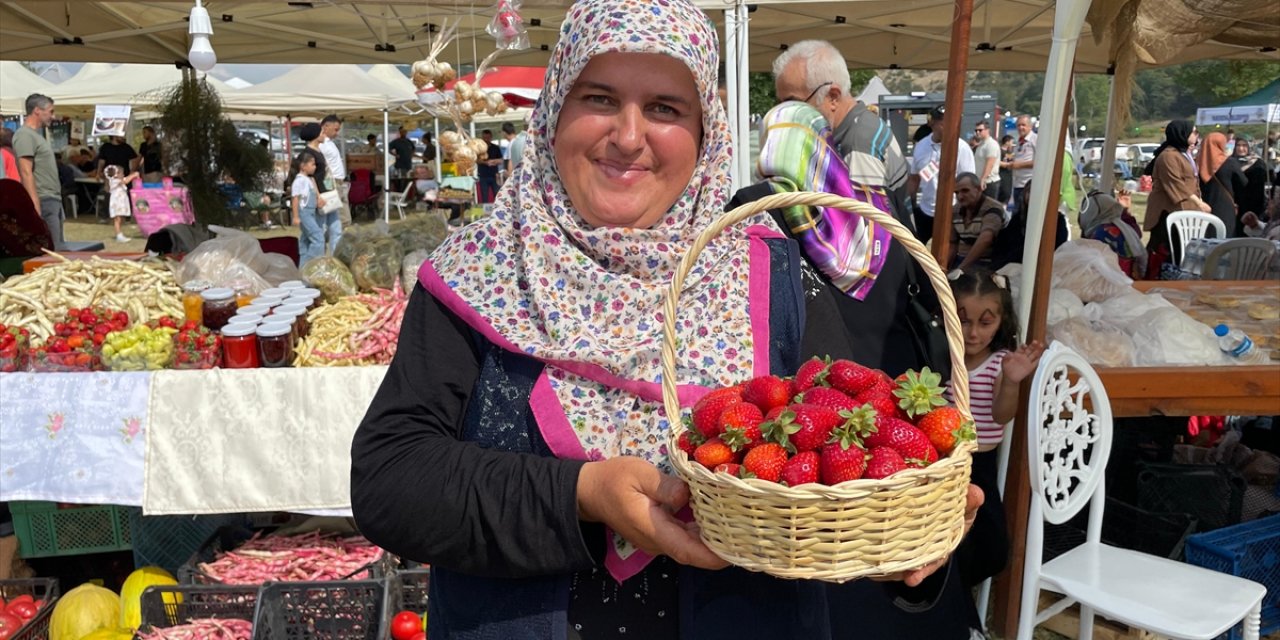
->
[947,269,964,281]
[992,274,1008,290]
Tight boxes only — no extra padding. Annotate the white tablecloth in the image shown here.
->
[0,366,388,516]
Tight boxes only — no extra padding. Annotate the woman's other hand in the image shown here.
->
[878,483,984,587]
[1003,340,1045,385]
[577,456,730,571]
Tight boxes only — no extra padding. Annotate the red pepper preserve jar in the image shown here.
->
[201,287,237,332]
[256,322,294,368]
[220,323,260,369]
[275,302,310,338]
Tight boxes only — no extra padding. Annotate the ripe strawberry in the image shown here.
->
[786,404,844,452]
[694,438,735,469]
[857,390,909,421]
[742,443,789,482]
[821,425,868,485]
[892,367,947,419]
[916,406,975,455]
[825,360,880,397]
[795,386,860,413]
[718,402,764,442]
[905,446,939,468]
[864,416,937,462]
[764,405,787,423]
[721,420,763,453]
[692,387,742,439]
[781,451,821,486]
[677,428,705,456]
[793,356,831,392]
[864,446,907,479]
[741,375,794,414]
[713,462,743,476]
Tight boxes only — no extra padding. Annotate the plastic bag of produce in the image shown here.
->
[333,224,372,268]
[1081,291,1176,333]
[402,250,431,293]
[1049,317,1136,367]
[1046,288,1084,327]
[175,225,302,293]
[1050,239,1137,303]
[349,227,404,292]
[392,211,451,255]
[301,257,358,303]
[1129,307,1225,366]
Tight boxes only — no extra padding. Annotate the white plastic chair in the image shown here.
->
[1017,342,1266,640]
[1202,237,1277,281]
[1166,210,1226,267]
[384,181,414,220]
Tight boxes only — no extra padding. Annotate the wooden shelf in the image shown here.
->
[1096,280,1280,417]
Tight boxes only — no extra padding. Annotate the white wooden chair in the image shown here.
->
[1202,237,1276,281]
[1017,342,1266,640]
[384,181,414,220]
[1166,210,1226,267]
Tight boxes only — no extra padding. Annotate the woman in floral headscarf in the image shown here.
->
[351,1,978,638]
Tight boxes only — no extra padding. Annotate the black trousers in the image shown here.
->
[912,204,935,245]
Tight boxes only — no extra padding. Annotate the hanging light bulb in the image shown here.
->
[188,0,217,72]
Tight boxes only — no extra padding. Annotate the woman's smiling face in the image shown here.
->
[553,52,703,230]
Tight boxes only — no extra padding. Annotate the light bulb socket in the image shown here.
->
[189,5,213,36]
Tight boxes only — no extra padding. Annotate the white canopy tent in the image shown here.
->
[43,63,233,117]
[855,75,890,107]
[0,60,55,115]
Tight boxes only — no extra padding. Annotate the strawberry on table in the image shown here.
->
[780,451,820,486]
[864,446,907,479]
[916,406,974,455]
[742,443,789,482]
[694,438,736,469]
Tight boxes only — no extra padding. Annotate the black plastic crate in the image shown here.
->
[138,583,260,629]
[253,579,386,640]
[131,512,249,577]
[0,578,59,640]
[180,526,390,585]
[1136,462,1245,533]
[378,567,430,640]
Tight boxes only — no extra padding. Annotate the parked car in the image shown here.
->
[1128,143,1160,164]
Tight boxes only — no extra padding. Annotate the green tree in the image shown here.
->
[746,69,880,117]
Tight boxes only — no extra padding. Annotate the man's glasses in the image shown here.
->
[781,81,833,105]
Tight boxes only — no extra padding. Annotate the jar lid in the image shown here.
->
[230,312,264,325]
[279,280,306,290]
[239,304,272,317]
[292,287,322,299]
[259,288,289,299]
[227,278,253,292]
[276,303,309,316]
[201,287,234,301]
[182,279,212,293]
[221,323,258,337]
[256,322,293,338]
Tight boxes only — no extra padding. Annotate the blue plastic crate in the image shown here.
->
[1185,514,1280,640]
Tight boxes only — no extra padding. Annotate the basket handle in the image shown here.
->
[659,191,969,428]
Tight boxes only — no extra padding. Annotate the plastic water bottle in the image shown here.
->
[1214,324,1266,364]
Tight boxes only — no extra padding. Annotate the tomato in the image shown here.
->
[0,611,21,640]
[67,335,85,349]
[410,634,426,640]
[5,600,36,621]
[75,352,92,367]
[390,611,422,640]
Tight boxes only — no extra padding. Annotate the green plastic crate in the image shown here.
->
[10,501,134,558]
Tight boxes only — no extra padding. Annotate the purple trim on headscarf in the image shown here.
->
[419,260,711,406]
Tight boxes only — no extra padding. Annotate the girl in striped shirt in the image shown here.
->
[949,269,1043,590]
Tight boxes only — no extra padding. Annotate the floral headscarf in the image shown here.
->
[422,0,774,581]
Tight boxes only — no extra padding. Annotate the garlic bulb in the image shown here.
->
[470,138,489,155]
[456,146,477,161]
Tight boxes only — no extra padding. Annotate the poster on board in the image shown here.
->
[92,105,131,137]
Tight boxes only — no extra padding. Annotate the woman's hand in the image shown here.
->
[577,456,729,571]
[1003,340,1045,385]
[1198,200,1212,213]
[876,483,984,587]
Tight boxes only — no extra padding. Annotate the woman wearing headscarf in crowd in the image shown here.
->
[349,2,981,639]
[1231,138,1267,236]
[298,123,330,195]
[1197,131,1247,238]
[1080,190,1147,279]
[1143,120,1211,279]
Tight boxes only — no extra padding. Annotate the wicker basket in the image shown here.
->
[660,191,973,583]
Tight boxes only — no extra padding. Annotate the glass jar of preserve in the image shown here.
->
[201,288,237,331]
[221,323,260,368]
[230,312,264,326]
[228,279,255,307]
[181,280,212,325]
[256,322,294,368]
[279,280,306,291]
[275,302,310,337]
[238,303,273,319]
[288,289,323,311]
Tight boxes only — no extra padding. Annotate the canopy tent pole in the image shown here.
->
[434,117,442,176]
[383,108,390,224]
[735,1,751,190]
[284,116,293,158]
[928,0,974,265]
[724,5,741,193]
[989,0,1092,635]
[1100,69,1120,193]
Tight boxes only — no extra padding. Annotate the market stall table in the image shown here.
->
[1093,280,1280,417]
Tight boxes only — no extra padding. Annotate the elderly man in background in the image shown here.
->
[318,114,351,226]
[948,172,1005,271]
[1002,114,1036,218]
[14,93,64,247]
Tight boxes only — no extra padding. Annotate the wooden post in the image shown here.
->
[990,76,1073,639]
[930,0,975,265]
